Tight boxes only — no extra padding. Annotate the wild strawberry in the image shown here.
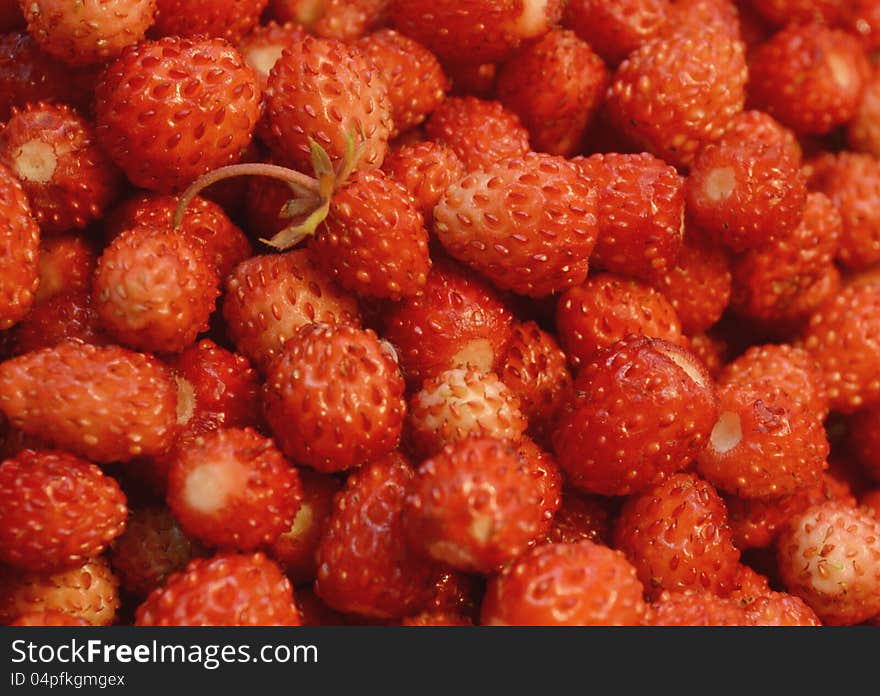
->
[167,428,302,551]
[136,552,301,625]
[726,109,803,161]
[688,331,728,378]
[750,0,844,25]
[356,29,448,137]
[697,378,829,499]
[0,449,126,571]
[0,33,94,121]
[382,141,466,219]
[442,60,498,98]
[845,0,880,51]
[614,472,740,598]
[109,506,201,597]
[424,97,530,172]
[268,468,340,584]
[95,37,261,192]
[34,233,96,305]
[10,610,89,626]
[401,611,472,626]
[381,258,514,389]
[404,437,561,574]
[426,570,484,619]
[725,472,856,550]
[556,273,685,367]
[407,368,527,457]
[802,283,880,413]
[562,0,669,66]
[731,193,841,324]
[389,0,563,64]
[434,153,599,298]
[738,590,822,626]
[268,0,326,27]
[497,320,572,445]
[748,24,869,136]
[104,193,251,280]
[0,101,121,234]
[237,21,307,89]
[93,225,219,354]
[605,27,747,168]
[11,290,106,356]
[308,168,430,300]
[849,67,880,158]
[553,337,718,496]
[0,162,39,330]
[481,540,647,626]
[0,340,180,462]
[263,323,405,473]
[264,36,391,173]
[223,249,361,373]
[21,0,156,66]
[315,452,441,618]
[313,0,390,41]
[495,29,608,157]
[666,0,741,37]
[777,502,880,625]
[647,590,749,626]
[579,152,685,282]
[541,490,611,546]
[0,557,120,625]
[650,233,731,335]
[151,0,268,43]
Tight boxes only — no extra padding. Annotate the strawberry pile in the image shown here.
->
[2,0,880,628]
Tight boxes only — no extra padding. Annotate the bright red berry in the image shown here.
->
[237,20,307,89]
[151,0,268,43]
[563,0,669,66]
[382,141,466,219]
[33,233,96,305]
[11,289,106,356]
[0,162,39,330]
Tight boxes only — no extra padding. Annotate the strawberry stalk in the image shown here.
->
[171,132,361,249]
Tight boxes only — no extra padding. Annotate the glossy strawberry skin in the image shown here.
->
[34,233,97,305]
[563,0,669,66]
[614,472,741,599]
[481,540,647,626]
[553,337,718,497]
[434,153,599,298]
[0,162,39,330]
[382,141,466,219]
[152,0,268,43]
[263,323,405,473]
[11,290,106,356]
[0,449,127,571]
[647,589,750,626]
[136,552,301,626]
[0,340,180,463]
[95,36,261,192]
[264,35,391,173]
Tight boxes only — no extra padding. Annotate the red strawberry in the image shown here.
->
[167,428,302,550]
[310,0,389,40]
[424,97,530,172]
[381,258,514,389]
[237,21,307,89]
[434,152,599,298]
[0,340,181,462]
[404,436,561,574]
[650,232,731,335]
[845,0,880,51]
[315,451,441,618]
[308,168,430,300]
[0,449,127,571]
[264,35,391,173]
[442,60,498,98]
[0,101,121,233]
[0,557,120,626]
[11,290,106,356]
[553,337,718,496]
[579,152,685,282]
[136,552,301,625]
[401,611,472,626]
[496,28,608,156]
[104,193,251,280]
[151,0,268,43]
[563,0,669,66]
[777,502,880,625]
[10,610,89,626]
[497,320,572,445]
[109,506,201,597]
[750,0,844,25]
[666,0,742,37]
[647,590,749,626]
[556,273,685,367]
[390,0,563,64]
[541,490,611,546]
[481,540,647,626]
[407,368,526,457]
[848,66,880,158]
[223,249,361,373]
[426,570,484,619]
[688,331,728,378]
[268,468,340,584]
[21,0,156,66]
[0,162,39,330]
[748,24,869,136]
[34,233,96,305]
[737,590,822,626]
[605,26,747,168]
[382,141,466,219]
[613,472,741,598]
[268,0,327,27]
[263,323,405,473]
[802,282,880,413]
[95,36,261,192]
[356,28,449,137]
